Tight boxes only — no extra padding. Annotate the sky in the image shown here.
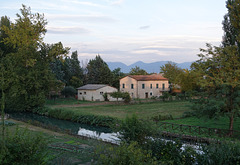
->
[1,0,227,65]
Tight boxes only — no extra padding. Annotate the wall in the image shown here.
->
[120,76,169,99]
[77,86,118,101]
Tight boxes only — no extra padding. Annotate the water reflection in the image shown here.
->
[78,128,120,144]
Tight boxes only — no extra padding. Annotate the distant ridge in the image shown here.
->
[107,61,192,73]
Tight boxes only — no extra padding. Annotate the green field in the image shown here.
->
[49,101,192,120]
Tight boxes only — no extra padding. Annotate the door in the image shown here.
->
[145,92,148,98]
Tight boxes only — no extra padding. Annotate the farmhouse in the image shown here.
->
[77,84,118,101]
[120,74,169,99]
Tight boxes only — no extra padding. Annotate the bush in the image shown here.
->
[94,141,158,165]
[33,107,119,127]
[145,138,197,165]
[115,114,157,145]
[0,127,48,165]
[110,91,131,103]
[61,86,76,98]
[196,142,240,165]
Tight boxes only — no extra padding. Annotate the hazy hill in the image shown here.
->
[107,61,192,73]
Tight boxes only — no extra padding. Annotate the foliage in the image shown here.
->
[115,115,157,145]
[129,66,148,75]
[0,127,48,165]
[33,106,119,127]
[122,92,131,103]
[145,138,197,165]
[110,91,131,103]
[50,51,84,88]
[86,55,113,85]
[111,67,125,89]
[191,0,240,132]
[61,86,76,98]
[0,5,68,111]
[95,141,158,165]
[103,93,109,101]
[196,142,240,165]
[160,62,183,87]
[159,92,171,101]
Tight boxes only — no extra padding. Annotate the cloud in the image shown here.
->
[46,14,117,23]
[47,26,90,34]
[139,25,150,30]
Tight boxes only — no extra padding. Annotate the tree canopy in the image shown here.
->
[191,0,240,133]
[86,55,113,85]
[0,5,68,111]
[129,66,148,75]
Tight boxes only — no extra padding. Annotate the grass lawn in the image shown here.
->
[0,119,109,165]
[49,101,193,120]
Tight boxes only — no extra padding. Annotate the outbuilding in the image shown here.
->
[77,84,118,101]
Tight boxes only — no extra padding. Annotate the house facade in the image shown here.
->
[77,84,118,101]
[120,74,169,99]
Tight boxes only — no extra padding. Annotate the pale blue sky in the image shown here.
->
[1,0,227,65]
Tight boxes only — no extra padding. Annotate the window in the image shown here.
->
[79,92,82,95]
[122,83,125,89]
[131,84,134,89]
[142,84,145,89]
[162,84,165,90]
[156,84,159,89]
[100,92,103,95]
[84,92,86,95]
[150,92,152,96]
[150,84,152,89]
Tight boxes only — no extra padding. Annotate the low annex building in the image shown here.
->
[77,84,118,101]
[120,74,169,99]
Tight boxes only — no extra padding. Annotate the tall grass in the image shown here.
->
[33,107,119,127]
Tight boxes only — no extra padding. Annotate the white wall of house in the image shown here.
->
[78,86,118,101]
[120,76,169,99]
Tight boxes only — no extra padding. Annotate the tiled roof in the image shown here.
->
[127,74,168,81]
[77,84,107,90]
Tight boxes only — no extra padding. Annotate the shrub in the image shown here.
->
[61,86,76,98]
[103,93,109,101]
[196,142,240,165]
[115,114,157,145]
[94,141,158,165]
[145,138,197,165]
[0,127,48,165]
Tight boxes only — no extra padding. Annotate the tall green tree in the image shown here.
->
[0,5,68,111]
[191,0,240,133]
[129,66,148,75]
[160,62,183,88]
[111,67,125,89]
[86,55,113,85]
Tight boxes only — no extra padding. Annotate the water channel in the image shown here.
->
[9,112,203,154]
[10,112,120,144]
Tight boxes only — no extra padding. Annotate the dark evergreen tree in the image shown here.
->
[86,55,113,85]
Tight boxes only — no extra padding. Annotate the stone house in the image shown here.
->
[120,74,169,99]
[77,84,118,101]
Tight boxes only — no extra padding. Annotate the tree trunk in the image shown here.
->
[229,114,234,136]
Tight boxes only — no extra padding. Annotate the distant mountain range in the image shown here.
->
[107,61,192,73]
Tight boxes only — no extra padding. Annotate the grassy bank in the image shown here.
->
[0,119,109,164]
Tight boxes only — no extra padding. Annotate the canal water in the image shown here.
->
[10,112,120,144]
